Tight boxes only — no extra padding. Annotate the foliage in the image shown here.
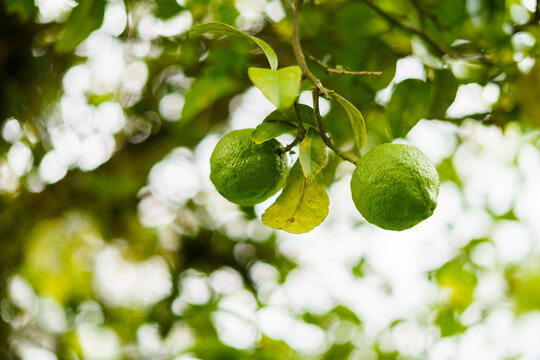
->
[1,0,540,359]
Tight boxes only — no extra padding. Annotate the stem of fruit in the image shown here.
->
[292,0,330,99]
[312,88,359,165]
[279,103,306,154]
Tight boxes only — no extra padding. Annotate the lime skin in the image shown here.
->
[350,143,440,231]
[210,129,288,206]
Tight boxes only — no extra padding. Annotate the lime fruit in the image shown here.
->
[210,128,288,206]
[350,143,439,231]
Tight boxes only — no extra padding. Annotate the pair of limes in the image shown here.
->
[210,129,439,231]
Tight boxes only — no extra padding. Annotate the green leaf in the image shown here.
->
[155,0,184,19]
[189,22,278,70]
[264,104,316,127]
[386,79,432,139]
[248,66,302,110]
[426,69,459,119]
[251,121,297,144]
[181,75,239,122]
[55,0,106,53]
[262,161,329,234]
[332,92,367,150]
[434,259,477,312]
[299,128,327,180]
[5,0,35,21]
[434,307,467,337]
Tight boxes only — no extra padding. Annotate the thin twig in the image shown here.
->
[279,102,306,154]
[360,0,492,64]
[305,51,382,76]
[292,0,331,98]
[312,89,359,165]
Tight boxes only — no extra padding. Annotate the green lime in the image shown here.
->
[350,143,440,231]
[210,128,288,206]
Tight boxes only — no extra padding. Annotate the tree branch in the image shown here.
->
[279,102,306,154]
[292,0,330,98]
[305,51,382,76]
[360,0,491,64]
[312,89,359,165]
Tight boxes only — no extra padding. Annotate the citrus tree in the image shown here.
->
[1,0,540,359]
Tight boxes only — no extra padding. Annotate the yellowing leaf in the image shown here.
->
[189,22,278,70]
[262,161,329,234]
[299,128,326,180]
[251,121,297,144]
[248,66,302,110]
[332,92,367,150]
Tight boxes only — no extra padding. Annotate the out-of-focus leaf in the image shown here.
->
[332,305,362,324]
[332,92,367,150]
[426,69,459,119]
[506,256,540,313]
[5,0,35,21]
[386,79,432,139]
[299,127,326,180]
[192,340,248,360]
[190,22,278,70]
[248,66,302,109]
[434,307,467,337]
[181,75,239,122]
[251,121,297,144]
[323,343,355,359]
[517,62,540,127]
[434,259,477,311]
[351,257,366,278]
[55,0,106,53]
[262,161,329,234]
[155,0,184,19]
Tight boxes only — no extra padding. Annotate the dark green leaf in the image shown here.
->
[264,104,316,127]
[155,0,184,19]
[189,22,278,70]
[248,66,302,109]
[426,69,459,119]
[386,79,432,139]
[262,161,329,234]
[251,121,297,144]
[5,0,34,21]
[299,128,326,180]
[332,92,367,150]
[55,0,106,53]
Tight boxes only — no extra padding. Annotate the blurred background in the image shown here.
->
[1,0,540,359]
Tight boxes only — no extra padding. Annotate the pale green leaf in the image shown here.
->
[386,79,432,138]
[262,161,329,234]
[299,128,327,180]
[55,0,106,53]
[248,66,302,110]
[251,121,297,144]
[332,92,367,150]
[189,22,278,70]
